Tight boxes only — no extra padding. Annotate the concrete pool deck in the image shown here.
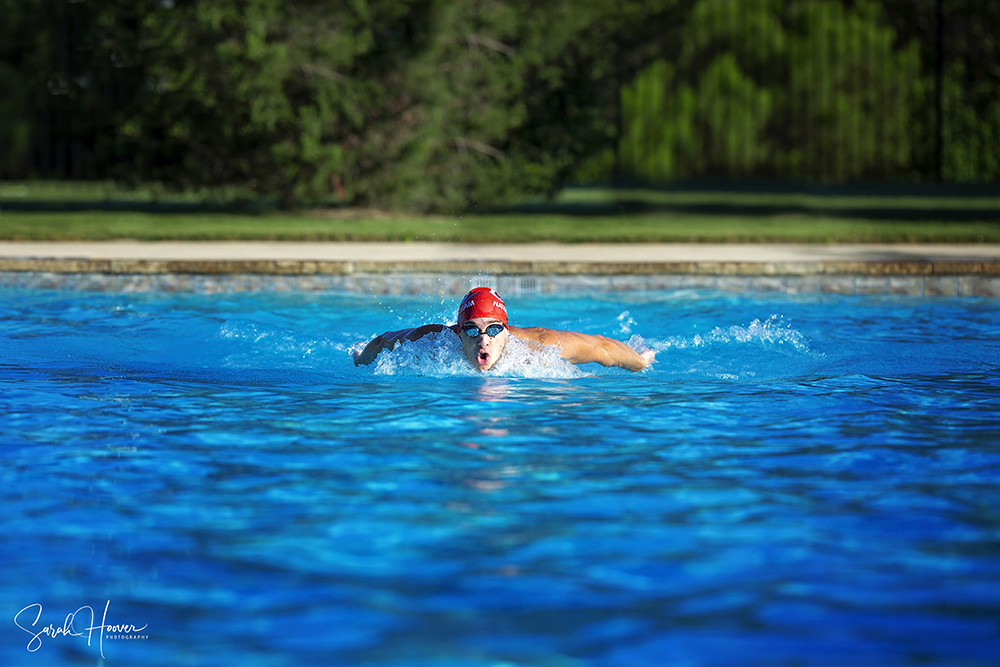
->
[2,241,1000,296]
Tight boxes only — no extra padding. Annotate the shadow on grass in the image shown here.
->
[0,200,276,214]
[500,181,1000,221]
[4,181,1000,221]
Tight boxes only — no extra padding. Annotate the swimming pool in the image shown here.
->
[2,284,999,666]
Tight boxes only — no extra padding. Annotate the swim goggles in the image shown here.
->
[461,323,507,339]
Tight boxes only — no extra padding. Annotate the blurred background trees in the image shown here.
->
[618,0,923,183]
[2,0,998,211]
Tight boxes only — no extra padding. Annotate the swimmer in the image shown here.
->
[353,286,655,372]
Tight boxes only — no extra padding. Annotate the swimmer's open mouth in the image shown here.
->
[478,351,490,365]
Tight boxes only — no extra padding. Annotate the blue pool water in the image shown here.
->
[1,285,999,666]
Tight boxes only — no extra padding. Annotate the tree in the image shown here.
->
[616,0,922,183]
[356,0,690,210]
[65,0,687,210]
[9,0,996,204]
[0,0,141,179]
[106,0,423,204]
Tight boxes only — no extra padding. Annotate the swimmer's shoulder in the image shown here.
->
[509,326,566,346]
[413,323,458,337]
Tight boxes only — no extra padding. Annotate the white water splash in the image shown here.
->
[368,330,583,379]
[640,315,819,381]
[371,331,472,376]
[617,310,637,335]
[492,335,584,379]
[656,315,813,354]
[627,334,652,354]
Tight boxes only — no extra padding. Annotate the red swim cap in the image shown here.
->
[458,287,508,325]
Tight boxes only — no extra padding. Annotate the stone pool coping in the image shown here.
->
[2,241,1000,296]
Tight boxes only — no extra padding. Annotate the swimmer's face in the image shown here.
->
[459,317,509,371]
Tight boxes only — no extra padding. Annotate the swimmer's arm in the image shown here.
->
[510,326,655,372]
[353,324,457,366]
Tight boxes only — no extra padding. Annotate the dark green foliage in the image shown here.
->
[936,0,1000,181]
[116,0,425,204]
[616,0,1000,185]
[618,0,922,183]
[0,0,150,179]
[348,0,691,210]
[352,0,534,211]
[7,0,690,210]
[4,0,1000,209]
[0,0,33,177]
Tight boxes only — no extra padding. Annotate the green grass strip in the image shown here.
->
[553,188,1000,211]
[1,210,999,243]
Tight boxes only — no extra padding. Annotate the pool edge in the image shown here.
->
[2,260,1000,297]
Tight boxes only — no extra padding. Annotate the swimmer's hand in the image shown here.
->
[639,349,656,370]
[352,345,372,366]
[353,334,391,366]
[354,332,400,366]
